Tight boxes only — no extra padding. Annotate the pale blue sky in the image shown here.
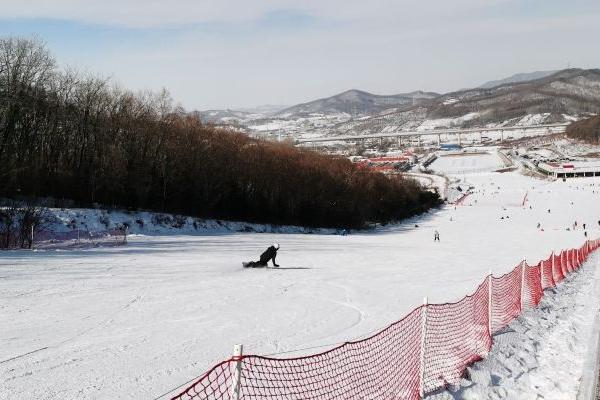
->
[1,0,599,109]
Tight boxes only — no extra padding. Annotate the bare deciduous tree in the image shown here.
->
[0,36,440,230]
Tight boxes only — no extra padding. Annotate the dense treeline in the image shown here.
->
[566,116,600,144]
[0,37,439,228]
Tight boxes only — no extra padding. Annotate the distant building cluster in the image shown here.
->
[351,152,417,172]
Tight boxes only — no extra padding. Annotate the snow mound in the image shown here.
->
[40,207,338,236]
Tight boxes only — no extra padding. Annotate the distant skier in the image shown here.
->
[583,223,586,230]
[434,230,440,242]
[243,244,280,268]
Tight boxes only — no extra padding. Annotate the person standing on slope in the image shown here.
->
[434,230,440,242]
[244,244,280,268]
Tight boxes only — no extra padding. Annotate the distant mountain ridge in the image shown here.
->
[199,68,600,137]
[235,104,288,114]
[478,70,558,89]
[433,68,600,121]
[276,89,439,117]
[321,68,600,137]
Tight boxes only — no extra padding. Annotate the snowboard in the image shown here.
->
[242,262,280,268]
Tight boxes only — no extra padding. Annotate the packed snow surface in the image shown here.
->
[2,156,600,399]
[430,152,504,174]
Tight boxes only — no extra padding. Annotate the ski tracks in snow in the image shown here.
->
[1,290,146,367]
[328,281,366,333]
[300,281,366,347]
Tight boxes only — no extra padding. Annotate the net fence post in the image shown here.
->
[520,260,526,311]
[419,297,428,399]
[567,249,575,273]
[30,225,34,250]
[231,344,243,400]
[551,250,556,282]
[487,270,493,338]
[540,258,544,288]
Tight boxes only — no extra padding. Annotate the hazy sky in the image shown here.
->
[1,0,599,110]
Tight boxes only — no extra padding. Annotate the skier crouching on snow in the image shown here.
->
[244,244,280,268]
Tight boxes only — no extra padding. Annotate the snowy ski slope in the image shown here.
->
[2,159,600,399]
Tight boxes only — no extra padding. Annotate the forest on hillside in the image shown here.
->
[566,116,600,144]
[0,37,439,229]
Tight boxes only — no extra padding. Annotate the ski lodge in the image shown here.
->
[537,161,600,178]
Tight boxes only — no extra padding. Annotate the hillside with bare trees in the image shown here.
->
[566,115,600,144]
[0,37,440,229]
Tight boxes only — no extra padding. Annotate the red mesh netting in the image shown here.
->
[173,307,423,400]
[490,266,521,334]
[174,360,234,400]
[565,250,574,274]
[539,256,555,290]
[522,263,543,309]
[553,252,565,283]
[241,307,422,400]
[170,241,599,400]
[569,250,575,271]
[578,249,583,268]
[422,281,491,393]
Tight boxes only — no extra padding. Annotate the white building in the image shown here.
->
[537,161,600,178]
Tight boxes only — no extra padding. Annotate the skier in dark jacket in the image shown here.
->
[244,244,280,268]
